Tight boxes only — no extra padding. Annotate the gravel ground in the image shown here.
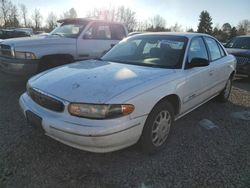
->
[0,72,250,188]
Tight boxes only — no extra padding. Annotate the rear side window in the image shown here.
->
[204,37,222,61]
[188,37,208,63]
[85,23,111,40]
[226,37,250,49]
[110,24,126,40]
[218,43,226,57]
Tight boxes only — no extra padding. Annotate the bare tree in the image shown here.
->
[86,7,115,21]
[171,23,182,32]
[62,8,77,19]
[237,19,250,34]
[46,12,57,31]
[0,0,12,27]
[6,4,19,27]
[32,9,43,29]
[86,6,137,31]
[150,15,166,29]
[19,4,27,27]
[136,20,150,31]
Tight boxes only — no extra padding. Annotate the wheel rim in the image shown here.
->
[224,79,232,98]
[151,110,171,147]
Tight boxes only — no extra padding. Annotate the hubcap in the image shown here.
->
[224,79,232,98]
[151,110,171,147]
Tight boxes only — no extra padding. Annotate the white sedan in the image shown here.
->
[19,33,236,153]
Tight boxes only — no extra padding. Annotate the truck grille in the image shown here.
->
[235,56,250,65]
[0,44,12,57]
[28,88,65,112]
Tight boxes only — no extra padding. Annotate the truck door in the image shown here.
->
[76,22,126,60]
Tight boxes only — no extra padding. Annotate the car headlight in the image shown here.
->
[26,83,31,96]
[68,103,134,119]
[15,51,36,59]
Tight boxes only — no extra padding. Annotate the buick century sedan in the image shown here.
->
[19,33,236,153]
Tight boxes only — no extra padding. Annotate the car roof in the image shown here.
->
[132,32,212,39]
[57,18,123,25]
[235,35,250,38]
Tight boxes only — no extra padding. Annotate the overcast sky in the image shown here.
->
[12,0,250,30]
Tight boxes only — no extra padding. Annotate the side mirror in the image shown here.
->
[187,58,209,69]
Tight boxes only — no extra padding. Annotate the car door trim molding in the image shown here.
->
[183,79,227,104]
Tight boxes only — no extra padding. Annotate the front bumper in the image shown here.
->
[0,56,39,76]
[19,93,146,153]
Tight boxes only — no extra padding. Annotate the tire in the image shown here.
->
[37,56,73,73]
[216,78,232,103]
[138,101,175,154]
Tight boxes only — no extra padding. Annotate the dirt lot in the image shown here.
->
[0,71,250,188]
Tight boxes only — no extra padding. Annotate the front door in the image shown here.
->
[180,37,213,113]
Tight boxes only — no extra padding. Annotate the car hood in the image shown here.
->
[226,48,250,57]
[29,60,175,103]
[1,35,75,47]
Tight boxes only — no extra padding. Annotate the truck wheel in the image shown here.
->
[138,101,174,154]
[216,78,232,103]
[37,56,73,73]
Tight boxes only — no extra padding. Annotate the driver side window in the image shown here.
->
[188,37,208,63]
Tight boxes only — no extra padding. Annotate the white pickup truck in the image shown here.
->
[0,18,128,75]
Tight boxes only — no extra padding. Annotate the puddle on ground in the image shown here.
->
[231,111,250,121]
[199,119,219,130]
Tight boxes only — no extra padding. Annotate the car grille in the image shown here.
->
[0,44,12,57]
[235,56,250,65]
[28,87,65,112]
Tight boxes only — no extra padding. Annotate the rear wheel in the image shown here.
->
[138,101,174,154]
[216,78,232,103]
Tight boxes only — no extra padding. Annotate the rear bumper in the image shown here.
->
[0,56,39,76]
[19,93,146,153]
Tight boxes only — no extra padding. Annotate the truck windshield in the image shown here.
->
[225,37,250,49]
[50,22,87,38]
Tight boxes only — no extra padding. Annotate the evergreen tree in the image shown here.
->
[197,11,213,34]
[229,27,237,39]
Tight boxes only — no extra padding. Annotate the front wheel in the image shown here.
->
[216,78,232,103]
[138,101,174,154]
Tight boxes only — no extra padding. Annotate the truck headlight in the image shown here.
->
[68,103,134,119]
[15,51,36,59]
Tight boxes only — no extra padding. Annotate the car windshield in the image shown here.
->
[225,37,250,49]
[102,35,188,69]
[50,22,88,38]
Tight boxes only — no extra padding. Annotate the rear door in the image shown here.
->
[76,22,126,59]
[203,37,229,95]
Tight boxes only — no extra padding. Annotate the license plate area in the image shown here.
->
[26,110,43,131]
